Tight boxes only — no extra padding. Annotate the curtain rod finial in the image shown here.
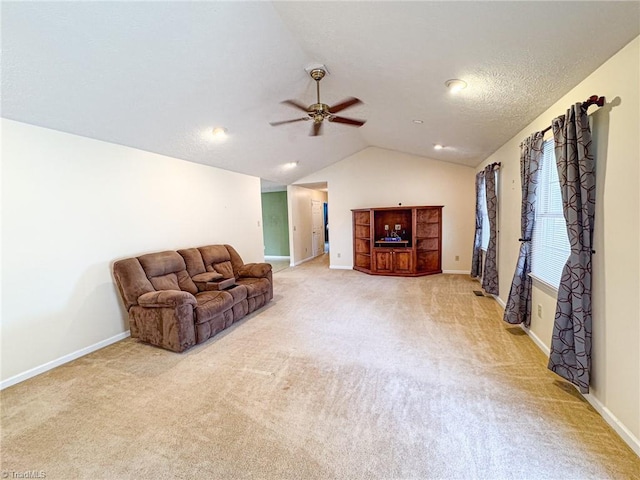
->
[585,95,605,108]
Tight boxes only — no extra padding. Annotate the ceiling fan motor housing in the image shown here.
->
[309,102,331,119]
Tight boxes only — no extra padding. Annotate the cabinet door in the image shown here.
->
[417,251,440,273]
[393,250,413,274]
[373,250,393,273]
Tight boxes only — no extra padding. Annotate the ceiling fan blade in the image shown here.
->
[329,116,366,127]
[269,117,309,126]
[329,97,362,114]
[281,99,310,112]
[310,121,323,136]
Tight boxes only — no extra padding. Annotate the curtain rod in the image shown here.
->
[541,95,605,135]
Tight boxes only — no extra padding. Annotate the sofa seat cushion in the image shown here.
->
[226,284,248,303]
[236,277,271,298]
[194,291,234,324]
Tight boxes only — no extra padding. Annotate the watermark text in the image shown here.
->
[1,471,46,479]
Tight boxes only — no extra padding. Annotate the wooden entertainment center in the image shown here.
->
[352,206,442,276]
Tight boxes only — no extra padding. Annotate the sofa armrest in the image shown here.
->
[238,263,272,278]
[138,290,197,308]
[191,271,225,292]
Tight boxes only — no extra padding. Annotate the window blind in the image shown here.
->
[531,139,570,289]
[479,176,490,250]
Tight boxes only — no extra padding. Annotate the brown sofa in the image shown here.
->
[113,245,272,352]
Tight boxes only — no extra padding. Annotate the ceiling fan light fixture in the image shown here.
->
[445,79,467,93]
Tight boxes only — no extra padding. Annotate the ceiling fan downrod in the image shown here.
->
[310,68,326,105]
[310,68,327,122]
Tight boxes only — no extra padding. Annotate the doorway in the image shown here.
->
[323,202,329,253]
[311,200,324,257]
[286,182,328,267]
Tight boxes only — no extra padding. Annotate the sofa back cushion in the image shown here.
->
[178,248,207,277]
[224,245,246,274]
[138,251,198,295]
[113,258,155,311]
[198,245,235,279]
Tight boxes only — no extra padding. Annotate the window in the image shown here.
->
[479,176,490,250]
[531,139,570,289]
[479,169,498,251]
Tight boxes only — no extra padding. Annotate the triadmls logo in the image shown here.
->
[1,471,46,479]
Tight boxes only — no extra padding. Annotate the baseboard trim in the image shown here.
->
[330,265,352,270]
[442,270,470,274]
[519,323,640,457]
[0,331,131,390]
[583,393,640,456]
[265,255,290,260]
[292,256,315,267]
[519,324,550,356]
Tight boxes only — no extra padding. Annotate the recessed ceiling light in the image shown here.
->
[445,79,467,93]
[412,119,424,124]
[283,161,299,170]
[211,127,228,138]
[434,144,444,150]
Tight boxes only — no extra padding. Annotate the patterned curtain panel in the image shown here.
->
[503,132,544,326]
[548,104,595,394]
[481,164,499,295]
[470,171,485,278]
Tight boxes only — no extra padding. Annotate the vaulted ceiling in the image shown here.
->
[3,1,639,186]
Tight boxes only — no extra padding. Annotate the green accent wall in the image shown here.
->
[261,191,290,256]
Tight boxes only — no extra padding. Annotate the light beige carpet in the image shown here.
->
[2,254,639,479]
[267,258,290,274]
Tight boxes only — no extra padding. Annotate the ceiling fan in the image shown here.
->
[270,68,366,136]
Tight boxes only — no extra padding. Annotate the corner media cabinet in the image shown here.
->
[352,205,442,277]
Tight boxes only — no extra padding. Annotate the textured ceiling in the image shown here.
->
[2,1,639,186]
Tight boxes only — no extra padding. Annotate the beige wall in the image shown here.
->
[295,147,476,272]
[479,37,640,449]
[1,119,264,385]
[287,185,327,265]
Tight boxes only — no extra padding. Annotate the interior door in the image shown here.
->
[311,200,324,257]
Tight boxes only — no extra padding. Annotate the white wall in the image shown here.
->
[295,147,476,272]
[1,119,264,385]
[286,185,327,266]
[479,37,640,450]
